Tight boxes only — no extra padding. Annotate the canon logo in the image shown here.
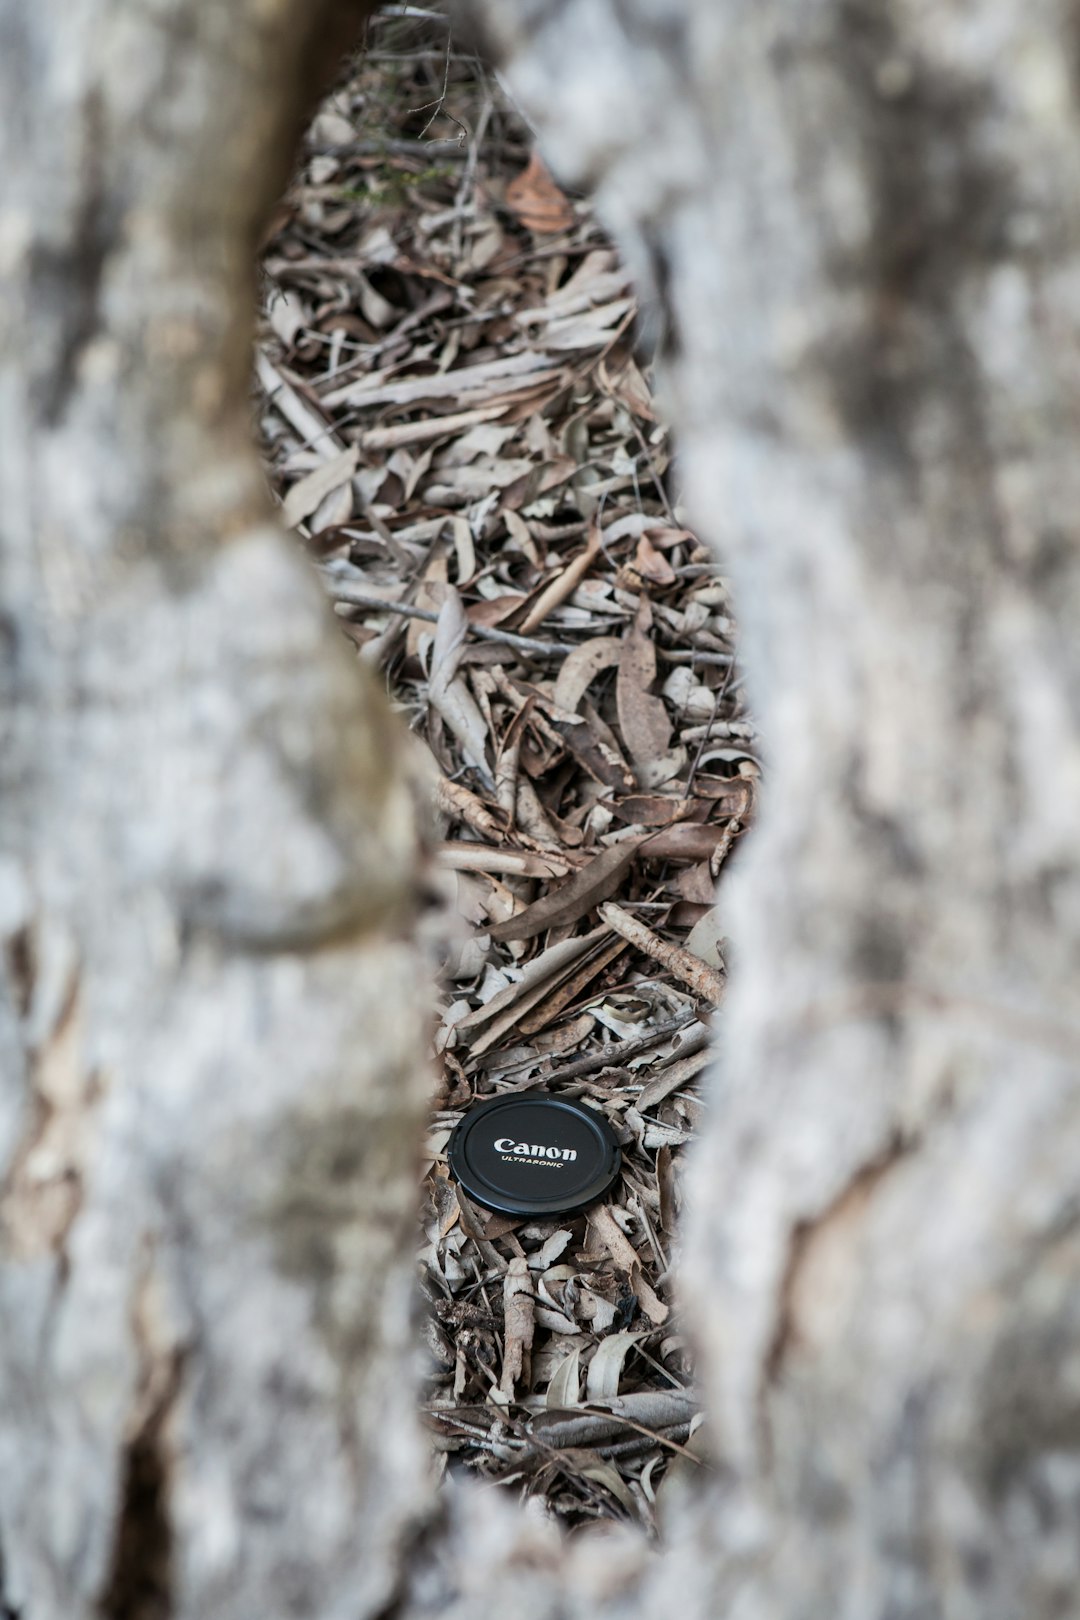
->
[494,1137,577,1162]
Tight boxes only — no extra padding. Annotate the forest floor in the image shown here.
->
[255,7,756,1535]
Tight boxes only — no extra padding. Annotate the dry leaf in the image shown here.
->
[552,636,622,715]
[598,353,656,421]
[505,150,575,234]
[500,1257,535,1395]
[684,908,726,969]
[609,795,690,827]
[588,1205,669,1325]
[676,861,718,904]
[281,445,358,527]
[516,936,626,1036]
[428,589,492,783]
[633,534,676,587]
[309,477,353,533]
[585,1332,644,1401]
[487,838,643,942]
[636,1048,712,1113]
[639,823,731,862]
[617,597,673,772]
[519,523,602,635]
[546,1345,582,1409]
[406,548,449,661]
[451,925,611,1033]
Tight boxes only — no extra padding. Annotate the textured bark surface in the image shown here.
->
[2,0,1080,1617]
[0,6,434,1619]
[467,3,1080,1617]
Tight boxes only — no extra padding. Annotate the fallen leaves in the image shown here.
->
[256,21,755,1531]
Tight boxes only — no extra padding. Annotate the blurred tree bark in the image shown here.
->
[0,5,433,1619]
[3,1,1080,1619]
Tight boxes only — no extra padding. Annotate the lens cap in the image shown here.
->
[447,1093,621,1218]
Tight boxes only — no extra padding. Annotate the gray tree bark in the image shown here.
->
[2,1,1079,1619]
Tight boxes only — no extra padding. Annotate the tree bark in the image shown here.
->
[468,3,1080,1616]
[3,1,1080,1618]
[0,6,434,1619]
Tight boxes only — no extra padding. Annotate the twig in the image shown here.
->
[374,6,451,21]
[323,579,572,658]
[540,1011,702,1083]
[256,353,346,460]
[687,632,739,791]
[658,649,735,666]
[577,1405,704,1465]
[599,902,726,1005]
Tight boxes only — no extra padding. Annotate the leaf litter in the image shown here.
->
[256,9,758,1534]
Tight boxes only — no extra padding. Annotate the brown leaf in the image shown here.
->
[640,822,730,862]
[505,151,575,234]
[500,1256,535,1395]
[609,795,690,827]
[517,936,627,1035]
[633,534,676,588]
[587,1205,669,1325]
[519,523,602,635]
[466,594,528,628]
[552,716,636,792]
[406,548,448,660]
[676,861,718,904]
[655,1146,677,1235]
[428,589,492,782]
[597,353,656,421]
[487,838,643,942]
[617,597,672,771]
[552,636,622,716]
[281,445,358,527]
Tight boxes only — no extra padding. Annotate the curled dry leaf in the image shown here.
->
[428,589,492,783]
[505,149,576,234]
[546,1345,582,1409]
[617,596,676,780]
[528,1391,698,1454]
[586,1332,645,1402]
[501,1257,536,1397]
[552,635,623,715]
[633,533,677,587]
[638,821,735,862]
[588,1205,669,1326]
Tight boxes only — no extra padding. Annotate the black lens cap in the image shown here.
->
[447,1093,621,1218]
